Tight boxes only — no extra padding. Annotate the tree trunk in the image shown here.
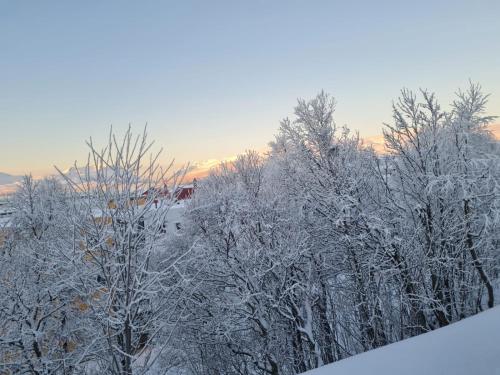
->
[464,199,494,309]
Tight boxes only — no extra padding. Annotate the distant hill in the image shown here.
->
[0,173,23,195]
[0,172,22,185]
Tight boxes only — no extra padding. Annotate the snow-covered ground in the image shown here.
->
[303,306,500,375]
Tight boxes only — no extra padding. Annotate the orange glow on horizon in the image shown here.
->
[364,123,500,154]
[182,156,238,182]
[1,125,499,195]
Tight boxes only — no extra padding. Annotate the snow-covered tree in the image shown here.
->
[1,84,498,375]
[0,176,82,373]
[380,84,499,330]
[176,85,499,374]
[56,127,188,374]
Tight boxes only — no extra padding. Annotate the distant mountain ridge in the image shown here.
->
[0,172,22,185]
[0,173,23,196]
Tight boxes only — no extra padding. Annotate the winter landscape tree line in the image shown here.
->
[0,83,499,374]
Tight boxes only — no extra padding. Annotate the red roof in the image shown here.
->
[175,186,193,200]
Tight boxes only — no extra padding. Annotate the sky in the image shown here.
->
[1,0,499,177]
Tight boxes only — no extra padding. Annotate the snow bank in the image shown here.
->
[303,306,500,375]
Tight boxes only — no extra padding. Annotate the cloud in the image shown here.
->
[489,123,500,139]
[183,156,238,181]
[363,134,386,154]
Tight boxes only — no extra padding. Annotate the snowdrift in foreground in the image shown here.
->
[303,306,500,375]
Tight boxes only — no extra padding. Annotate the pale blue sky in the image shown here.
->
[1,0,499,175]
